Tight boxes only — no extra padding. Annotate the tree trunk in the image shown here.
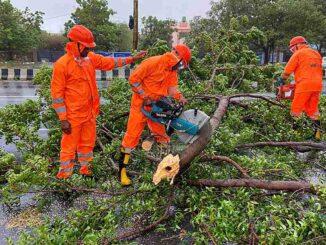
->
[177,96,230,175]
[263,47,269,64]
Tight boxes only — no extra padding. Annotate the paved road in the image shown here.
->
[0,81,37,107]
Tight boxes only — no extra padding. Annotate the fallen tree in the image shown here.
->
[0,17,325,244]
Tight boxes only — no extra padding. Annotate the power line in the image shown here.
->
[43,13,71,21]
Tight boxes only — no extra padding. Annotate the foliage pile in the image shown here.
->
[0,18,325,244]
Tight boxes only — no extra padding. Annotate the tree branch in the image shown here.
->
[108,191,174,242]
[230,93,286,108]
[201,155,250,178]
[237,141,326,151]
[188,179,315,193]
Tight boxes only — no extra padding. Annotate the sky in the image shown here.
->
[10,0,212,33]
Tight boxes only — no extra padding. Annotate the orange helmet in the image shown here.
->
[174,44,192,68]
[67,25,96,48]
[288,36,307,49]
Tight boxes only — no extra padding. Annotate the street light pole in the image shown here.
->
[132,0,139,50]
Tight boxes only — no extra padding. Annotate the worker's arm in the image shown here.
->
[282,53,299,79]
[128,60,151,99]
[51,63,67,121]
[88,51,147,71]
[167,72,181,100]
[167,73,187,104]
[51,63,71,134]
[276,53,299,87]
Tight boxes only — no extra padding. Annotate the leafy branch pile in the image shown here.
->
[0,19,325,244]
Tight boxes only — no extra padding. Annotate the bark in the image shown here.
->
[263,46,269,64]
[189,179,315,193]
[178,96,230,175]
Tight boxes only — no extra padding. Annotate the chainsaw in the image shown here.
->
[141,97,210,144]
[276,83,295,100]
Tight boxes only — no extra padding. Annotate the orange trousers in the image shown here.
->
[122,94,170,149]
[291,92,320,119]
[58,117,96,175]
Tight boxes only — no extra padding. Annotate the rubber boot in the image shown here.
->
[79,165,92,176]
[56,162,74,179]
[119,147,132,186]
[312,118,322,141]
[56,171,73,179]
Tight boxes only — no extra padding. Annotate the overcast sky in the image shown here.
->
[10,0,212,33]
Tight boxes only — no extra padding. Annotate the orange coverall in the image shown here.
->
[51,43,133,176]
[284,45,323,119]
[122,52,182,149]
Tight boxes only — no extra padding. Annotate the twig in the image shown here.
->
[208,46,228,87]
[200,223,218,245]
[107,190,175,242]
[110,111,130,121]
[99,128,115,139]
[300,236,326,244]
[248,221,260,245]
[23,187,141,197]
[200,155,250,178]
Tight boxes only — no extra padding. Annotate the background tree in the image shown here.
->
[139,16,175,49]
[38,32,67,51]
[64,0,118,51]
[0,0,44,58]
[209,0,326,63]
[115,23,133,51]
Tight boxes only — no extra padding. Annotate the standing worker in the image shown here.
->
[276,36,323,140]
[52,25,146,179]
[118,44,192,186]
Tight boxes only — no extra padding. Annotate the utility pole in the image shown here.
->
[132,0,138,50]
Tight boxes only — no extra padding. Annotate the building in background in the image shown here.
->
[172,17,191,46]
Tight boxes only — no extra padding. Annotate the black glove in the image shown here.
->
[61,120,72,134]
[143,97,152,106]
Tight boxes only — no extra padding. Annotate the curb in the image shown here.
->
[0,67,132,81]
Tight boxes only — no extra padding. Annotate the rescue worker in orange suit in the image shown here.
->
[276,36,323,140]
[118,44,192,186]
[51,25,146,179]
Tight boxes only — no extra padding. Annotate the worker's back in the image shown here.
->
[285,46,322,93]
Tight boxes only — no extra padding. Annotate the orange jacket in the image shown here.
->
[284,45,322,93]
[51,43,133,124]
[128,52,182,101]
